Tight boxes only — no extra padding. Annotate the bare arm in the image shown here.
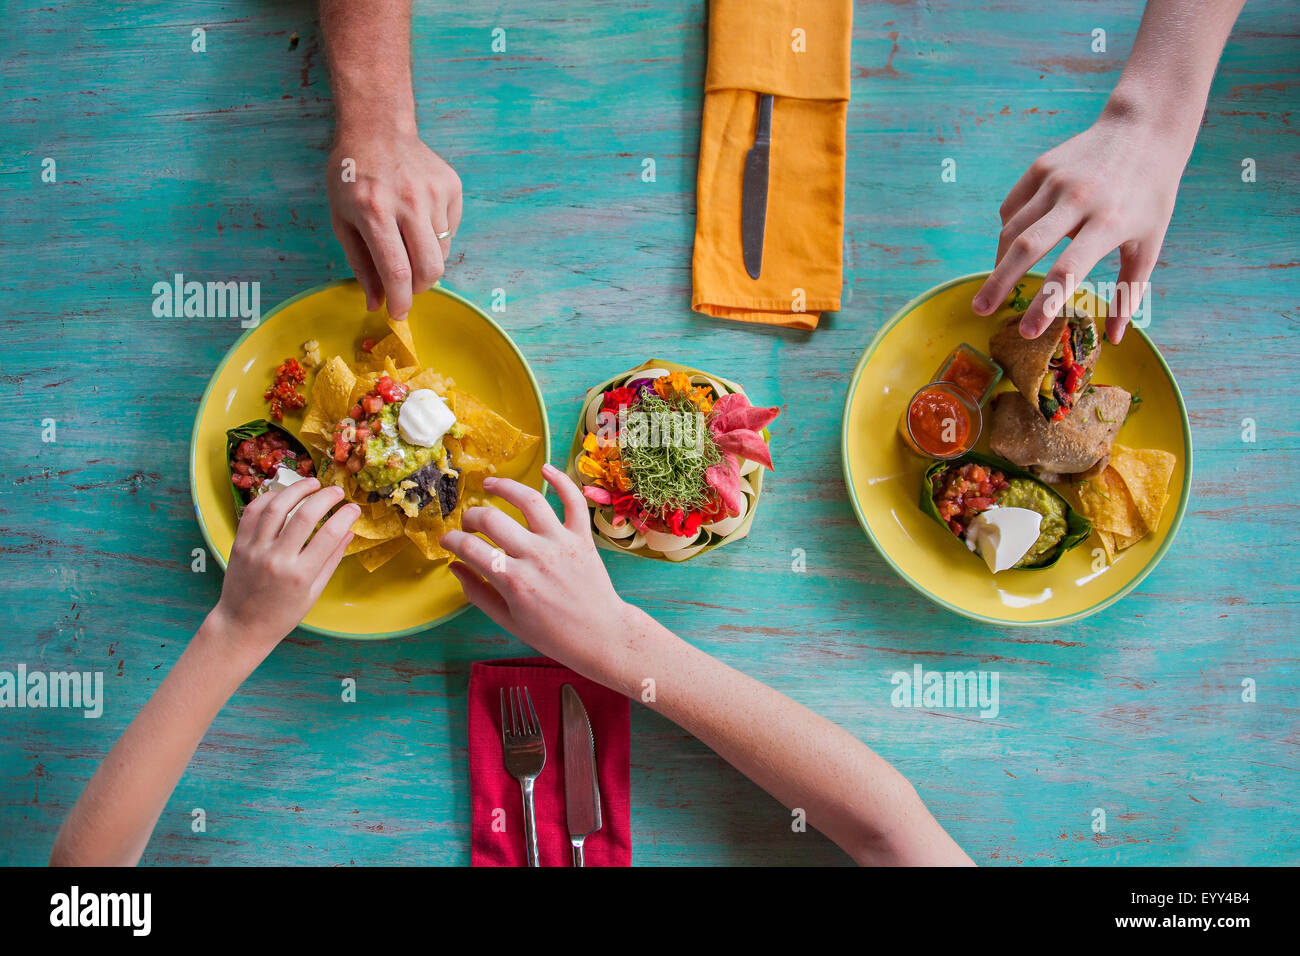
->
[973,0,1248,342]
[442,466,973,866]
[320,0,463,320]
[595,604,972,865]
[50,482,358,866]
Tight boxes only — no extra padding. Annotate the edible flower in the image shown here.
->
[667,507,704,537]
[577,432,631,492]
[602,386,635,413]
[653,371,715,414]
[703,393,780,516]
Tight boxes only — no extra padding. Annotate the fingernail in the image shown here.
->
[390,310,407,321]
[972,295,989,314]
[482,475,497,487]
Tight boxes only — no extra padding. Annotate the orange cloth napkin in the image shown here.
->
[692,0,853,330]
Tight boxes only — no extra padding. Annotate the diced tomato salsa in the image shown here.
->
[907,386,975,457]
[940,348,996,403]
[264,357,308,421]
[932,462,1010,537]
[332,375,409,475]
[231,431,314,493]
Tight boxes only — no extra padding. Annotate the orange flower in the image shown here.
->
[605,457,633,492]
[689,385,714,414]
[654,371,715,413]
[579,432,625,490]
[654,371,693,401]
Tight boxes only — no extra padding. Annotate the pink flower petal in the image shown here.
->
[705,455,744,516]
[714,429,774,470]
[710,393,780,434]
[583,485,614,505]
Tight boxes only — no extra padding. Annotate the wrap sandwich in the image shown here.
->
[989,307,1100,422]
[989,385,1132,483]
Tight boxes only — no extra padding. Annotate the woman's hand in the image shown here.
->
[440,465,633,674]
[211,480,359,655]
[971,105,1192,344]
[327,132,463,320]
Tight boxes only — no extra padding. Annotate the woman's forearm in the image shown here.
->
[595,604,972,866]
[320,0,417,137]
[1105,0,1247,144]
[49,612,263,866]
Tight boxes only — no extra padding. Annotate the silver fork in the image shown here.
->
[500,686,546,867]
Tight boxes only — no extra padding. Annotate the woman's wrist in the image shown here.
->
[1102,80,1203,153]
[580,601,685,698]
[197,606,279,679]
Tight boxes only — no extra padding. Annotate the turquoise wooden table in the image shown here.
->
[2,0,1297,866]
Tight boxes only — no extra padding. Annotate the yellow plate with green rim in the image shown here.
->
[841,273,1191,627]
[189,280,550,640]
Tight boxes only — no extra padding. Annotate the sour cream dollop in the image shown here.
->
[263,465,308,526]
[965,506,1042,573]
[398,389,456,447]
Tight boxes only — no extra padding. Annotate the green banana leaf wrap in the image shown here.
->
[225,420,313,520]
[919,451,1092,570]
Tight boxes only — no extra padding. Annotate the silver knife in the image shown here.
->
[561,683,602,866]
[741,93,774,280]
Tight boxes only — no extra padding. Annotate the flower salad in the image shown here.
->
[568,361,778,561]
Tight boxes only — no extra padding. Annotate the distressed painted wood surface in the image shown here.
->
[1,0,1297,866]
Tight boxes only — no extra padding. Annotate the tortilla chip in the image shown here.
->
[385,315,420,366]
[444,435,491,476]
[317,462,357,496]
[404,507,451,561]
[1113,529,1147,550]
[357,332,418,373]
[1077,466,1144,538]
[299,404,336,453]
[1110,444,1177,534]
[344,534,384,556]
[358,536,408,572]
[404,368,450,393]
[1096,529,1117,563]
[309,357,357,424]
[347,371,379,409]
[451,389,540,463]
[350,506,404,541]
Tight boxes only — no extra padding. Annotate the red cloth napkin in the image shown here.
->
[468,657,631,867]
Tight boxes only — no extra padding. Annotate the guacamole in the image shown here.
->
[1000,478,1067,567]
[356,401,459,492]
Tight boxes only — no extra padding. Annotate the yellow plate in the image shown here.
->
[841,273,1191,626]
[189,280,550,639]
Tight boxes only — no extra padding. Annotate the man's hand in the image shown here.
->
[327,134,462,320]
[319,0,462,321]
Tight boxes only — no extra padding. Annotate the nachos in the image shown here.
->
[296,317,540,572]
